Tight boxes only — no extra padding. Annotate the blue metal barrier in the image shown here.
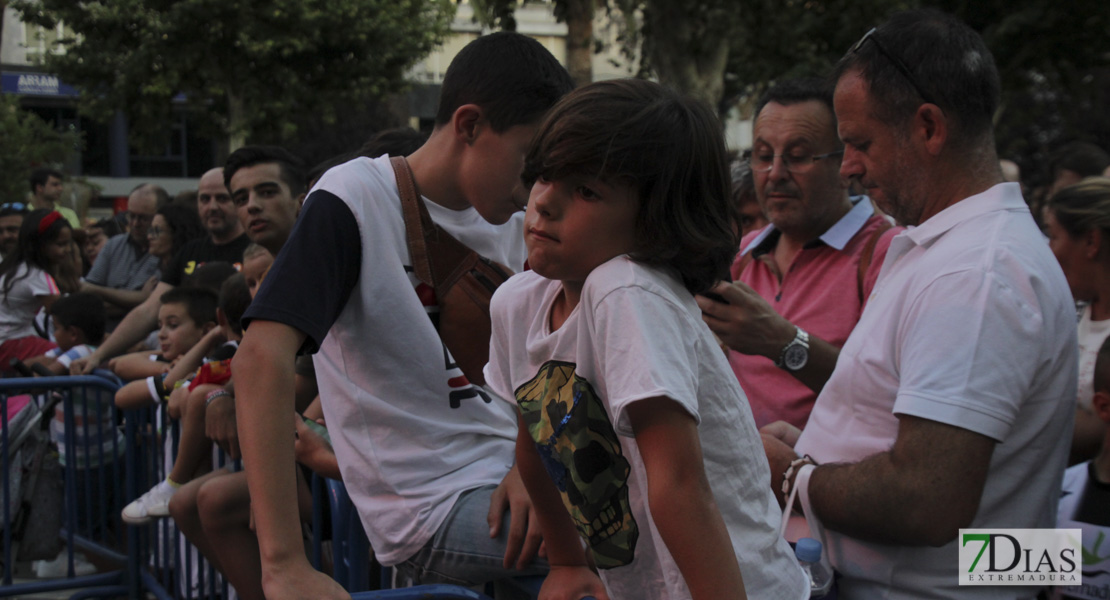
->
[121,399,228,600]
[1,375,134,599]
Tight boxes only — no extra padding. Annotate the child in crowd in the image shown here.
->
[240,243,272,298]
[120,279,247,524]
[113,287,217,413]
[0,209,71,368]
[26,292,106,375]
[1055,334,1110,599]
[485,79,808,600]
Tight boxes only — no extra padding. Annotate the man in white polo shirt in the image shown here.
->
[763,9,1077,598]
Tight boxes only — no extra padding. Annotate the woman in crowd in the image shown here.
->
[149,204,205,272]
[0,209,72,367]
[1045,176,1110,463]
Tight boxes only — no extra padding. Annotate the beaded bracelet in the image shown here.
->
[205,388,233,406]
[782,454,817,498]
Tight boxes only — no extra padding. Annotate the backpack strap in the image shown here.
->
[391,156,435,287]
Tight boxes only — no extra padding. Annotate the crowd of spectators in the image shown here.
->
[3,8,1110,600]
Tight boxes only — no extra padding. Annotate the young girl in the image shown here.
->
[485,79,808,600]
[0,209,72,367]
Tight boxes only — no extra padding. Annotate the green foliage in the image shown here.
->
[12,0,455,149]
[0,94,81,204]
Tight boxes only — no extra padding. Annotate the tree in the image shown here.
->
[471,0,597,86]
[0,94,81,205]
[11,0,455,151]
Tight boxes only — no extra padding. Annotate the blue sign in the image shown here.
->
[1,71,80,97]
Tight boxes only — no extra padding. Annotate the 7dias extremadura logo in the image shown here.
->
[960,529,1082,586]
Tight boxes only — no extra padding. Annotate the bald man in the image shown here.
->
[72,168,249,373]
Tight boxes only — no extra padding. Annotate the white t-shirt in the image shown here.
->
[265,155,525,565]
[0,263,58,343]
[1076,305,1110,412]
[1053,461,1110,600]
[485,257,808,600]
[795,183,1077,598]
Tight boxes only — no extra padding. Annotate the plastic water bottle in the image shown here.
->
[795,537,833,598]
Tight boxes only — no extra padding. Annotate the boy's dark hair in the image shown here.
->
[832,9,999,148]
[218,273,252,336]
[159,286,218,329]
[1095,334,1110,395]
[224,146,307,198]
[1050,142,1110,180]
[49,292,106,344]
[29,167,63,192]
[434,32,574,133]
[754,77,835,123]
[91,216,123,238]
[183,261,238,294]
[522,79,738,295]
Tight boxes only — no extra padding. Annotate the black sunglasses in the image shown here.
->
[851,27,939,108]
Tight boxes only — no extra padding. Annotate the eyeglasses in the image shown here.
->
[746,149,844,174]
[127,212,154,224]
[146,226,167,237]
[0,202,28,212]
[850,27,939,107]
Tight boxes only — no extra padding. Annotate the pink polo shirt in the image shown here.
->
[729,198,900,429]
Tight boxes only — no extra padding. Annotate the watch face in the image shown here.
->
[784,344,808,370]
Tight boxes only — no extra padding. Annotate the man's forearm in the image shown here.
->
[781,334,839,394]
[83,281,152,310]
[92,285,164,361]
[234,322,309,568]
[805,417,994,547]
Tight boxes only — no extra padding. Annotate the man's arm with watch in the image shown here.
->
[696,280,839,393]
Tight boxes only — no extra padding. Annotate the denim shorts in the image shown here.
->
[393,484,549,587]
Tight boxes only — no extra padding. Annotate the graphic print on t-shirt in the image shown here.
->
[516,360,638,569]
[407,264,493,408]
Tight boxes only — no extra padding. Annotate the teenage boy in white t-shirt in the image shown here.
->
[234,32,574,600]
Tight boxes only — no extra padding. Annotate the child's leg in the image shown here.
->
[196,470,262,600]
[167,385,215,484]
[168,468,233,575]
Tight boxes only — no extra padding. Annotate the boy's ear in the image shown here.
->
[1094,390,1110,423]
[64,324,85,342]
[451,104,485,145]
[216,308,229,330]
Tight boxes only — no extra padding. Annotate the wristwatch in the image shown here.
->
[775,326,810,372]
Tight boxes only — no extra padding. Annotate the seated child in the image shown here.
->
[114,287,218,410]
[484,79,809,600]
[1054,335,1110,599]
[26,292,106,375]
[120,277,249,524]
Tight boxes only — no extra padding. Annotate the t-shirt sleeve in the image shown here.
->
[483,282,518,409]
[29,268,59,297]
[243,190,361,353]
[892,267,1042,442]
[590,286,702,436]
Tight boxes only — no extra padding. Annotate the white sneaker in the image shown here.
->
[34,550,97,577]
[121,479,177,525]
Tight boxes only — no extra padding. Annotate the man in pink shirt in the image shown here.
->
[699,77,900,429]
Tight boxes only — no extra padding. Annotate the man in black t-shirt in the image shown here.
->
[73,168,250,373]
